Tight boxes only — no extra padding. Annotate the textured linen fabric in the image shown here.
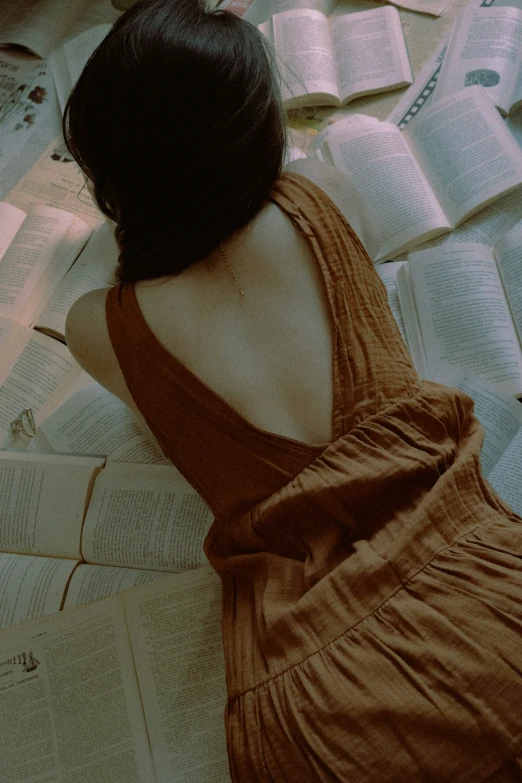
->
[105,172,522,782]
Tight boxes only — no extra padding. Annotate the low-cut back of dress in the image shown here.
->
[106,173,522,782]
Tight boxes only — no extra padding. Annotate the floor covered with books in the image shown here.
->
[1,0,522,781]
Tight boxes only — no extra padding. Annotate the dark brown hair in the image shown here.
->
[63,0,286,282]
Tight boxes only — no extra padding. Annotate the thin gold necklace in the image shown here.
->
[220,241,244,297]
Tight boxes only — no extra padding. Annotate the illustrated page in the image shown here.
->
[434,5,522,114]
[0,595,156,782]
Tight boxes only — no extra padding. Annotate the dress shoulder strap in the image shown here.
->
[270,172,419,431]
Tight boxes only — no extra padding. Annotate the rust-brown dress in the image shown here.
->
[106,172,522,782]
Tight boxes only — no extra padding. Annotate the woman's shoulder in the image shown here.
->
[65,287,110,365]
[283,158,381,259]
[65,287,136,406]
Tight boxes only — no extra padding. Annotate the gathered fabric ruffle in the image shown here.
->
[225,514,522,782]
[203,381,522,782]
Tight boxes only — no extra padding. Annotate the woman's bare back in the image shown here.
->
[65,161,379,445]
[134,198,334,445]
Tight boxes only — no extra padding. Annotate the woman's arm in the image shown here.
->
[284,158,381,260]
[65,287,145,422]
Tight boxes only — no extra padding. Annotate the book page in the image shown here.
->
[434,5,522,115]
[488,427,522,516]
[0,553,77,630]
[437,368,522,476]
[0,330,82,448]
[331,7,412,105]
[0,317,32,386]
[6,137,104,229]
[0,596,155,782]
[0,0,85,58]
[18,216,92,328]
[324,114,450,261]
[40,382,170,463]
[396,263,429,377]
[82,462,213,572]
[422,185,522,249]
[0,451,104,559]
[495,219,522,346]
[36,220,117,337]
[0,55,62,203]
[375,260,410,348]
[0,202,26,259]
[270,10,340,106]
[0,206,87,323]
[63,563,169,608]
[123,568,230,783]
[404,86,522,226]
[408,244,522,394]
[0,53,56,182]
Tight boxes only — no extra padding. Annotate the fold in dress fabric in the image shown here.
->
[106,172,522,782]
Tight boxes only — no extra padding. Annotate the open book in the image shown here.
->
[0,0,119,58]
[259,5,412,109]
[395,220,522,396]
[320,86,522,262]
[434,4,522,116]
[0,565,230,782]
[0,450,213,630]
[0,201,91,328]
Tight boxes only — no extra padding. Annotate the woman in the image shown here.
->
[64,0,522,779]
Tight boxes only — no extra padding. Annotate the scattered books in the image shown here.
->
[0,451,213,629]
[0,564,230,782]
[0,5,522,780]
